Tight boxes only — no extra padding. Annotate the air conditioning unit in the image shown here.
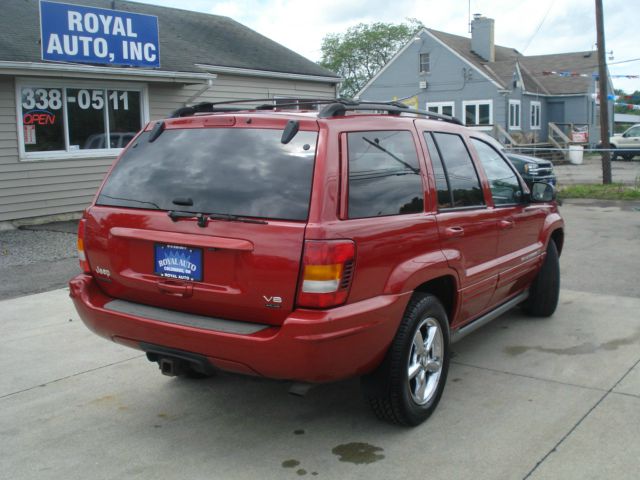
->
[419,80,428,89]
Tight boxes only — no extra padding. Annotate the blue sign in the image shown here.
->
[154,244,203,282]
[40,1,160,68]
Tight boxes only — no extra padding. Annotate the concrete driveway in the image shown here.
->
[1,200,639,480]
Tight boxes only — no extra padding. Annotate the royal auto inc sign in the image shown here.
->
[40,0,160,68]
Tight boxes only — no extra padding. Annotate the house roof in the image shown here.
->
[519,52,597,95]
[429,28,599,95]
[428,29,599,95]
[360,26,599,97]
[0,0,338,80]
[427,28,521,86]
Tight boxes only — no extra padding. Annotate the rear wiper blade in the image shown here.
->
[168,211,268,226]
[209,213,268,225]
[167,210,208,227]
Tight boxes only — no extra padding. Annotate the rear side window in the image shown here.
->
[97,128,317,221]
[423,133,452,209]
[425,132,484,209]
[347,130,423,218]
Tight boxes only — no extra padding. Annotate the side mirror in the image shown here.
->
[530,182,556,203]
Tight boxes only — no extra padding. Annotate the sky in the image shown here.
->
[135,0,639,93]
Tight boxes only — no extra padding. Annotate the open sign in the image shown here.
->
[23,111,56,125]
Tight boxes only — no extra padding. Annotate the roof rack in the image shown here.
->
[169,98,342,118]
[169,98,462,126]
[317,100,463,125]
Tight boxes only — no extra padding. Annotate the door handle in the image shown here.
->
[499,219,515,230]
[443,226,464,238]
[157,279,194,297]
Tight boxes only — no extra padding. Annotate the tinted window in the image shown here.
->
[347,130,423,218]
[472,139,521,205]
[97,128,317,221]
[432,133,484,208]
[424,133,452,208]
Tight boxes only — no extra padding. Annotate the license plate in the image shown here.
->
[154,244,203,281]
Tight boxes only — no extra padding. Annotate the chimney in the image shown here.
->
[471,14,495,62]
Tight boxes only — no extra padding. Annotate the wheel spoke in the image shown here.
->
[425,326,437,352]
[408,362,422,380]
[413,329,426,355]
[415,370,427,401]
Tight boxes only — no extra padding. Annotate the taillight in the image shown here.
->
[296,240,355,308]
[77,219,91,273]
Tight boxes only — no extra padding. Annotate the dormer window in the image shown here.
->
[419,53,430,74]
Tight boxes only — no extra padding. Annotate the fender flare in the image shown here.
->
[383,249,460,295]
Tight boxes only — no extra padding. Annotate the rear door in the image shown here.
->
[84,120,319,326]
[469,137,547,304]
[420,128,501,327]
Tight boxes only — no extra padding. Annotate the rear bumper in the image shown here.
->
[69,274,410,383]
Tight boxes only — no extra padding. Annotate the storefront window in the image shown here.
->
[21,87,66,153]
[18,82,146,159]
[67,88,106,150]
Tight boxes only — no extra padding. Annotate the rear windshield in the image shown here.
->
[96,127,318,221]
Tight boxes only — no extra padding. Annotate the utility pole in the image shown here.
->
[596,0,612,184]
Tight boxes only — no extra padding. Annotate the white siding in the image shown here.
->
[0,74,336,222]
[0,76,116,221]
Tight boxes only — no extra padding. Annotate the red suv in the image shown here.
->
[69,99,564,426]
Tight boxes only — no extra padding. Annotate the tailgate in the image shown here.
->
[84,119,318,326]
[84,208,304,325]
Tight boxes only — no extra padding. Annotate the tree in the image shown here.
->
[614,89,640,115]
[319,19,425,99]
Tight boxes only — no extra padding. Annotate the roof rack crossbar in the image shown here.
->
[318,102,463,125]
[170,98,355,118]
[169,98,462,125]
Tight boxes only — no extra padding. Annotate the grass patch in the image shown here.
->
[558,183,640,200]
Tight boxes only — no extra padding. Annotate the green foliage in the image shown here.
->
[614,89,640,115]
[319,19,425,98]
[558,183,640,200]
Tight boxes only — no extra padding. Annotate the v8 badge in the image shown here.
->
[263,295,282,309]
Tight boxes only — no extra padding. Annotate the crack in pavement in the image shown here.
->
[0,355,144,401]
[521,356,640,479]
[450,360,609,393]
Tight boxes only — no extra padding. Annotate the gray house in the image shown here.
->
[358,15,613,148]
[0,0,339,224]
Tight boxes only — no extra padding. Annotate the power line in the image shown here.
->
[608,57,640,66]
[521,1,554,53]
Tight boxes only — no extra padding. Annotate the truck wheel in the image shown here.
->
[362,293,450,426]
[611,147,619,161]
[522,240,560,317]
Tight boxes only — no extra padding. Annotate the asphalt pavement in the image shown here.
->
[0,221,80,300]
[554,154,640,185]
[0,194,639,479]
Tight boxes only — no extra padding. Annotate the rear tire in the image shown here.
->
[522,241,560,317]
[361,293,450,426]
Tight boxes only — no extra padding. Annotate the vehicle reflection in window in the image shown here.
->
[347,130,423,218]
